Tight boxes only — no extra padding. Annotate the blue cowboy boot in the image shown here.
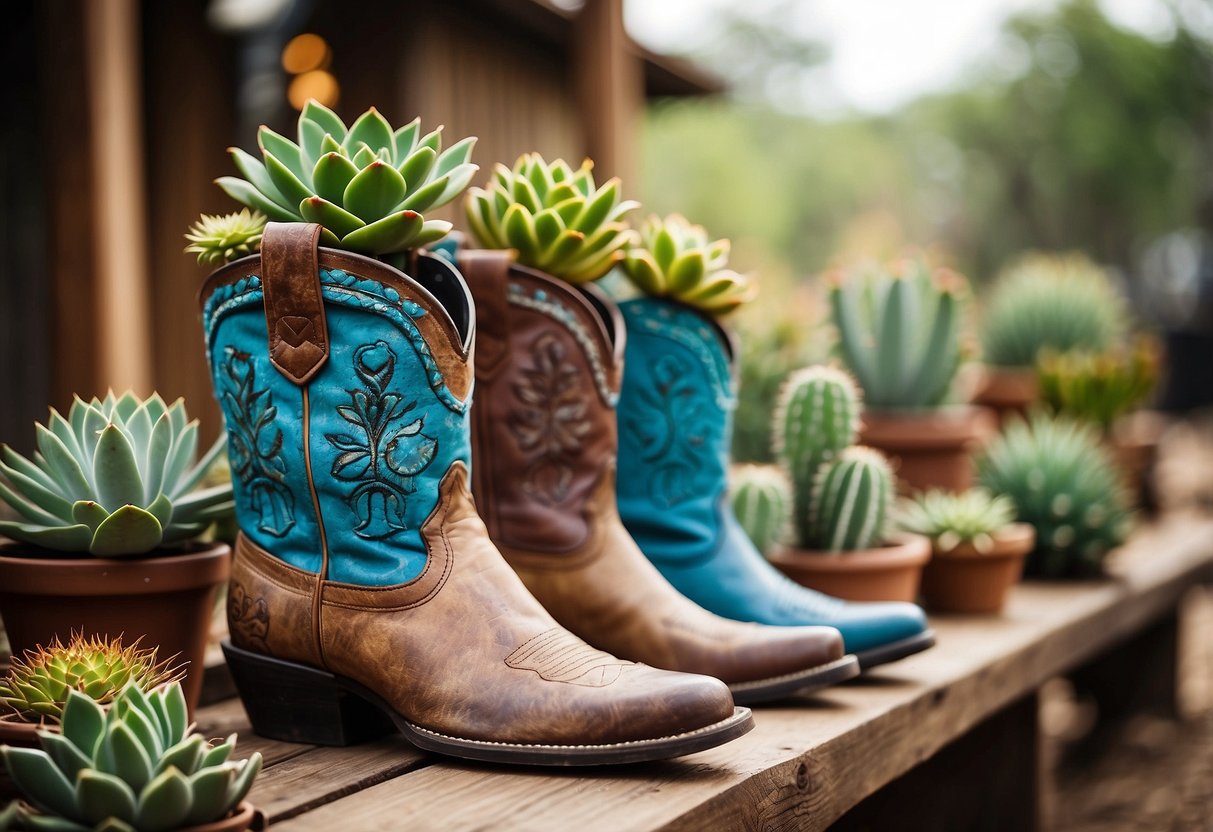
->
[616,298,935,669]
[201,223,752,765]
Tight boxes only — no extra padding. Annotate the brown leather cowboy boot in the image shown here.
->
[200,223,752,765]
[461,252,859,704]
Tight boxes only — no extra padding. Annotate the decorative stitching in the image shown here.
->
[505,628,630,687]
[507,284,617,406]
[227,580,270,651]
[629,303,736,410]
[403,711,746,749]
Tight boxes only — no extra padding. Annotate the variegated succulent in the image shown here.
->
[464,153,638,283]
[622,214,754,315]
[215,100,476,255]
[0,391,231,557]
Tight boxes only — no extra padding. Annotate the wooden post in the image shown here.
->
[573,0,642,186]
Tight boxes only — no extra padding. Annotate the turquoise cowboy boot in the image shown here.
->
[615,298,935,669]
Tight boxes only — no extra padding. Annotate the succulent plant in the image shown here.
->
[216,100,476,255]
[182,210,266,266]
[0,391,232,557]
[806,446,894,552]
[2,682,261,832]
[621,215,754,314]
[1036,337,1159,432]
[897,488,1016,554]
[977,413,1132,577]
[464,154,638,283]
[773,365,862,547]
[828,257,968,410]
[730,465,790,556]
[981,252,1127,368]
[1,635,184,724]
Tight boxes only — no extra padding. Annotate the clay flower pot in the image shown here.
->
[919,523,1035,614]
[859,406,995,494]
[1110,410,1166,510]
[972,366,1038,425]
[769,534,932,602]
[0,541,230,714]
[8,801,263,832]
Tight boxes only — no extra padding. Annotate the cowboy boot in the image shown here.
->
[615,298,935,669]
[200,223,752,765]
[461,253,858,704]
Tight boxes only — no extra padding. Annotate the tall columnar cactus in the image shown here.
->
[773,366,861,546]
[464,153,638,283]
[807,447,894,552]
[828,257,967,410]
[729,465,791,556]
[621,214,754,315]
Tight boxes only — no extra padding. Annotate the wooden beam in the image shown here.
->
[573,0,642,186]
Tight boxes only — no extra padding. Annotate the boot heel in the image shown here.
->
[221,640,393,746]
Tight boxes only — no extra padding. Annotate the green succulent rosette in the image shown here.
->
[623,214,755,315]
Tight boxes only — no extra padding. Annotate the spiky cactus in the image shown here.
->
[730,465,790,556]
[977,413,1132,577]
[215,100,476,255]
[621,214,754,315]
[828,257,967,410]
[807,446,894,552]
[0,391,231,556]
[2,683,261,831]
[464,153,638,283]
[773,366,862,546]
[1,635,184,724]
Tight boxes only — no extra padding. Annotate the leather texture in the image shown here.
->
[261,222,329,385]
[615,297,929,655]
[464,261,847,684]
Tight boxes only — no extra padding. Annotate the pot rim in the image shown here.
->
[9,801,261,832]
[0,541,231,597]
[929,522,1036,559]
[772,533,932,572]
[860,405,995,449]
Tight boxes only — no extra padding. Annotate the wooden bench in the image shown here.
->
[190,514,1213,831]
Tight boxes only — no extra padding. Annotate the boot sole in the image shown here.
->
[222,640,754,766]
[728,654,860,705]
[854,630,937,671]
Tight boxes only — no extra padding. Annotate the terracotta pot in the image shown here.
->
[0,541,231,715]
[919,523,1035,614]
[972,366,1038,425]
[1110,410,1166,511]
[8,801,263,832]
[769,534,931,602]
[859,406,995,494]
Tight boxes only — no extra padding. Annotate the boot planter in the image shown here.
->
[768,535,932,603]
[459,254,857,704]
[200,223,750,765]
[973,366,1038,425]
[919,523,1034,614]
[0,541,229,713]
[859,406,995,494]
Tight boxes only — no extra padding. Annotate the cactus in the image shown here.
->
[981,252,1126,368]
[464,153,638,283]
[621,214,754,315]
[773,365,861,546]
[827,256,968,410]
[0,391,231,556]
[806,446,894,552]
[1,682,261,831]
[897,488,1016,554]
[730,465,790,556]
[1036,337,1159,432]
[183,209,266,265]
[1,635,184,724]
[977,412,1132,577]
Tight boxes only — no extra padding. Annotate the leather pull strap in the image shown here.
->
[458,250,514,379]
[261,222,329,385]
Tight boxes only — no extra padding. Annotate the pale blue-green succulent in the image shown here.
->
[1,682,261,832]
[0,392,231,557]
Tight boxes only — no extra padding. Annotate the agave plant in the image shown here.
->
[897,489,1016,554]
[183,209,266,266]
[2,683,261,832]
[216,100,476,255]
[621,215,754,315]
[464,153,638,283]
[1,635,184,724]
[0,392,231,556]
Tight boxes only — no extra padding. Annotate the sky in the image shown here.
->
[624,0,1210,116]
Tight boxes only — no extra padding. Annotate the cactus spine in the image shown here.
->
[808,447,894,552]
[730,465,791,556]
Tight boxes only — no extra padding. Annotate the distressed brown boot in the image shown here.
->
[201,223,752,765]
[461,252,859,703]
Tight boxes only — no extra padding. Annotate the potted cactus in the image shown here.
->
[0,393,232,712]
[2,682,262,831]
[977,413,1133,578]
[898,489,1034,614]
[729,465,790,558]
[976,252,1127,422]
[827,256,992,493]
[765,367,930,602]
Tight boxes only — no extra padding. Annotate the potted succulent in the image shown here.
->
[766,366,930,602]
[0,393,232,712]
[827,256,992,493]
[977,413,1133,578]
[898,489,1034,614]
[976,252,1127,422]
[729,465,790,558]
[2,682,262,831]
